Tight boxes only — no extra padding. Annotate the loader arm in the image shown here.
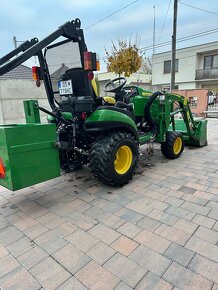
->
[165,93,207,147]
[0,18,87,112]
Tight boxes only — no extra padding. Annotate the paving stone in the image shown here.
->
[181,201,210,216]
[184,182,208,192]
[192,214,216,229]
[181,193,208,206]
[68,198,91,213]
[185,236,218,263]
[0,202,20,217]
[137,216,161,232]
[111,235,138,256]
[35,230,67,254]
[97,212,125,229]
[164,243,194,267]
[7,236,34,258]
[57,277,88,290]
[135,271,173,290]
[72,215,98,231]
[213,221,218,232]
[174,219,198,235]
[37,212,64,229]
[0,215,9,230]
[194,226,218,244]
[75,260,120,290]
[209,209,218,220]
[134,228,171,254]
[0,243,8,258]
[163,262,213,290]
[53,222,77,238]
[165,196,184,207]
[165,205,195,221]
[188,254,218,284]
[0,267,40,290]
[0,225,24,246]
[115,208,144,223]
[66,229,99,252]
[35,195,57,208]
[148,199,169,211]
[17,199,49,218]
[0,254,20,278]
[117,221,142,239]
[6,211,29,224]
[129,245,172,276]
[30,257,71,290]
[88,224,121,245]
[14,214,38,231]
[148,209,179,226]
[83,206,105,219]
[86,242,116,265]
[13,241,45,267]
[53,243,90,274]
[155,224,191,246]
[207,201,218,210]
[125,199,152,215]
[104,253,147,288]
[115,282,133,290]
[23,223,49,239]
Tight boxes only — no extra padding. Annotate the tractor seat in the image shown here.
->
[97,105,134,119]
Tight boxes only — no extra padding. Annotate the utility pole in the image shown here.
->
[170,0,178,91]
[153,5,156,55]
[13,36,17,49]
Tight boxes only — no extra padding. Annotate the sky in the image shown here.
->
[0,0,218,71]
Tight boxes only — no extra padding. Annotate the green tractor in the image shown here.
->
[0,19,207,190]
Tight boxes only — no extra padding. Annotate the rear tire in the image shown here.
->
[90,131,139,186]
[161,131,184,159]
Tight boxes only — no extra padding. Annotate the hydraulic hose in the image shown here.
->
[144,91,162,135]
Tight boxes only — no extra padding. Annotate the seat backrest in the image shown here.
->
[62,67,93,97]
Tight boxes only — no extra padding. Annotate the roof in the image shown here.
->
[0,64,32,80]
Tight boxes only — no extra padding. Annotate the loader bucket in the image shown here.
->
[170,118,208,147]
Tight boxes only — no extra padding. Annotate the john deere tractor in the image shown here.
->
[0,19,207,190]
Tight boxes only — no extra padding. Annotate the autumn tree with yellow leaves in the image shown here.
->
[105,38,142,77]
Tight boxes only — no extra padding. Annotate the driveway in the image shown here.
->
[0,119,218,290]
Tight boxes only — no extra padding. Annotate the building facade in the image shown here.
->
[152,41,218,93]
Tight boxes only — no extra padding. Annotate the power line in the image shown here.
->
[157,0,172,45]
[179,1,218,16]
[84,0,139,30]
[139,28,218,51]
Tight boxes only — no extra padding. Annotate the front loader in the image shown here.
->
[0,19,208,190]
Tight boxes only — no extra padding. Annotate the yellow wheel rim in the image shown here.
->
[114,145,133,174]
[173,137,182,155]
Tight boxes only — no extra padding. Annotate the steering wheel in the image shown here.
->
[104,77,127,93]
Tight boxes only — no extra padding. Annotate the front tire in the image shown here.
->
[90,131,138,186]
[161,131,184,159]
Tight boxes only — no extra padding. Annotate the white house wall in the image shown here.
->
[0,79,50,124]
[152,41,218,90]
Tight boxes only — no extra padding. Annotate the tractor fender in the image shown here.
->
[85,109,138,141]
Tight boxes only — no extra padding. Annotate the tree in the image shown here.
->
[139,56,152,74]
[105,38,142,77]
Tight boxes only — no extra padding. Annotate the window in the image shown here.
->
[189,96,198,107]
[164,59,178,73]
[204,54,218,69]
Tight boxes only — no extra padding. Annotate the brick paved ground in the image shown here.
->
[0,119,218,290]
